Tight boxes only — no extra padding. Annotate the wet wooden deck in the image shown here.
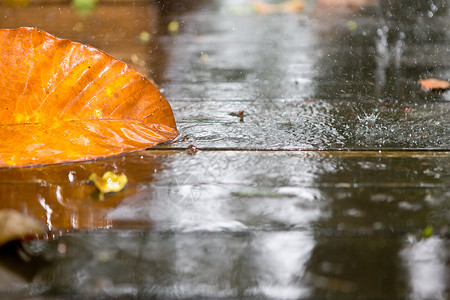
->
[0,0,449,299]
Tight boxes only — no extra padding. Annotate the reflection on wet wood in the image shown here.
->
[0,151,171,230]
[1,148,447,232]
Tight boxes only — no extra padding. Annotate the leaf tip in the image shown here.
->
[0,209,45,247]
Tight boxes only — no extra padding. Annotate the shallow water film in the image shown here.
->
[0,0,449,299]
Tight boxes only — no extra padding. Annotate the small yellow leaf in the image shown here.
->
[89,171,128,195]
[0,209,44,246]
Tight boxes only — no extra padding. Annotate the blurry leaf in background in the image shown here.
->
[0,209,44,247]
[422,224,434,239]
[253,0,305,14]
[71,0,98,17]
[418,78,450,92]
[0,27,178,168]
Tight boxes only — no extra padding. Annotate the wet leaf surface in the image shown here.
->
[0,27,177,168]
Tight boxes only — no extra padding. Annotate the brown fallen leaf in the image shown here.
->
[229,110,245,117]
[0,27,178,168]
[418,78,450,92]
[229,110,245,122]
[253,0,305,14]
[0,209,44,246]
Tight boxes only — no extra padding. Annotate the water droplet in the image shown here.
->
[57,242,67,255]
[430,3,438,12]
[68,171,75,182]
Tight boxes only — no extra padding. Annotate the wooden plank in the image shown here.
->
[0,150,447,232]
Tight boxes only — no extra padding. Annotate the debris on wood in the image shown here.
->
[187,144,199,155]
[88,171,128,200]
[229,110,245,122]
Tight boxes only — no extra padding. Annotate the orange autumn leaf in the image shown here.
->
[0,27,178,168]
[418,78,450,92]
[253,0,305,14]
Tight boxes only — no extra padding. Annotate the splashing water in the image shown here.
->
[376,26,389,67]
[356,111,381,126]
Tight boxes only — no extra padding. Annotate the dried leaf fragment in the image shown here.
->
[89,171,128,195]
[418,78,450,92]
[229,110,245,118]
[229,110,245,122]
[0,209,44,246]
[187,144,198,155]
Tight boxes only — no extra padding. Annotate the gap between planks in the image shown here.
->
[151,147,450,158]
